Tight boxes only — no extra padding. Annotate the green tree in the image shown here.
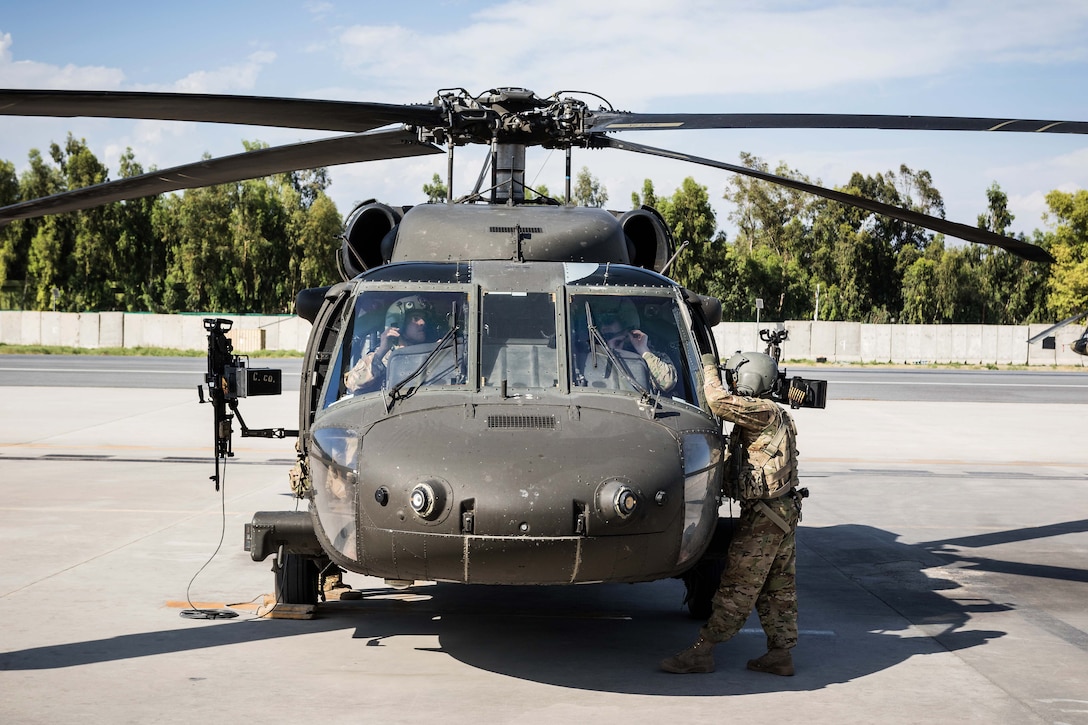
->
[807,165,946,322]
[58,135,117,310]
[634,177,750,317]
[160,174,234,311]
[0,158,22,306]
[18,148,66,309]
[900,255,939,323]
[573,167,607,208]
[974,183,1051,324]
[524,183,556,202]
[631,179,657,210]
[724,153,816,261]
[724,155,818,320]
[423,173,448,203]
[292,192,343,289]
[1045,189,1088,318]
[654,177,722,295]
[160,143,341,313]
[114,148,164,310]
[934,245,985,323]
[19,135,119,310]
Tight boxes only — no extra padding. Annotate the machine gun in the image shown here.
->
[758,326,827,409]
[198,318,297,489]
[769,373,827,409]
[760,327,789,362]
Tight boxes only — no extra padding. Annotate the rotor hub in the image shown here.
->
[422,87,597,149]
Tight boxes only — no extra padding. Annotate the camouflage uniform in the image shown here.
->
[640,350,677,393]
[700,362,800,652]
[344,346,396,391]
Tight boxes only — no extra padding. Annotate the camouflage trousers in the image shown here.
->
[699,494,800,650]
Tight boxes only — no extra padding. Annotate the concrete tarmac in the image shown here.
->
[1,386,1086,724]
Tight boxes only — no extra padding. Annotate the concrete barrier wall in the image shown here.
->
[0,311,311,353]
[712,320,1085,366]
[0,311,1084,365]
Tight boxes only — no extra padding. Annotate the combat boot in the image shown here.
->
[321,569,362,601]
[660,637,716,674]
[746,648,794,676]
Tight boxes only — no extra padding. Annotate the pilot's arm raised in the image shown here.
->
[344,326,400,391]
[629,329,677,393]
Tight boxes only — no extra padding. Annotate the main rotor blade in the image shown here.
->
[587,111,1088,135]
[1027,308,1088,343]
[603,137,1055,263]
[0,89,443,132]
[0,128,441,224]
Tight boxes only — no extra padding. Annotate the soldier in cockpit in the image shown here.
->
[597,309,677,394]
[344,295,434,392]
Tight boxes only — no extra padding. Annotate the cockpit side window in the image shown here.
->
[322,289,468,407]
[480,291,558,389]
[568,293,697,403]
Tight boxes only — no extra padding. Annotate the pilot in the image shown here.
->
[597,311,677,394]
[661,351,804,677]
[344,295,433,392]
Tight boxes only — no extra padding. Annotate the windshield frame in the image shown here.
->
[321,282,475,408]
[565,285,700,405]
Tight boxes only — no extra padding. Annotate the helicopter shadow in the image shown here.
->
[7,518,1077,695]
[329,520,1022,695]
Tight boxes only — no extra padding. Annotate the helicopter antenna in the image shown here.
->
[660,240,690,276]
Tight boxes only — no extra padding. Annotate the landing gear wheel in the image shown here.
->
[275,553,319,605]
[682,557,725,620]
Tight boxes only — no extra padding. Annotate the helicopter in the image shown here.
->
[0,86,1070,616]
[1028,308,1088,357]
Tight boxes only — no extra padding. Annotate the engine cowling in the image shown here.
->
[616,206,674,272]
[341,201,407,278]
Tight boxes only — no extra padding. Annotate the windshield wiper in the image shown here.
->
[583,306,664,414]
[386,301,463,411]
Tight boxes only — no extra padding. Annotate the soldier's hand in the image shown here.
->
[700,353,719,368]
[629,329,650,354]
[378,326,400,353]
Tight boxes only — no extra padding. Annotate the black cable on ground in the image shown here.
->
[180,456,239,620]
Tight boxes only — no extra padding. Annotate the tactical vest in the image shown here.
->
[726,406,799,501]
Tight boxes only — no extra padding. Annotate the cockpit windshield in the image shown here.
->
[321,285,699,407]
[323,290,468,407]
[480,291,559,389]
[569,293,698,404]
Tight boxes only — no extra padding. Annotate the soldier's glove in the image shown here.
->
[700,353,719,368]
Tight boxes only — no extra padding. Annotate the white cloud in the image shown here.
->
[0,1,1084,245]
[305,1,335,19]
[166,51,277,94]
[331,0,1088,106]
[0,31,125,89]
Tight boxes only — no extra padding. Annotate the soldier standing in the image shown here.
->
[661,351,805,676]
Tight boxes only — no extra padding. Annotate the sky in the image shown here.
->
[1,0,1087,243]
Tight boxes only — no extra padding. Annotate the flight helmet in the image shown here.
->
[385,295,433,329]
[725,352,779,397]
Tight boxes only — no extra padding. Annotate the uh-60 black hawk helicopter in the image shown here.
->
[1028,308,1088,357]
[0,86,1068,616]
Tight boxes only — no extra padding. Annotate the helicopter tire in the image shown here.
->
[275,553,319,606]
